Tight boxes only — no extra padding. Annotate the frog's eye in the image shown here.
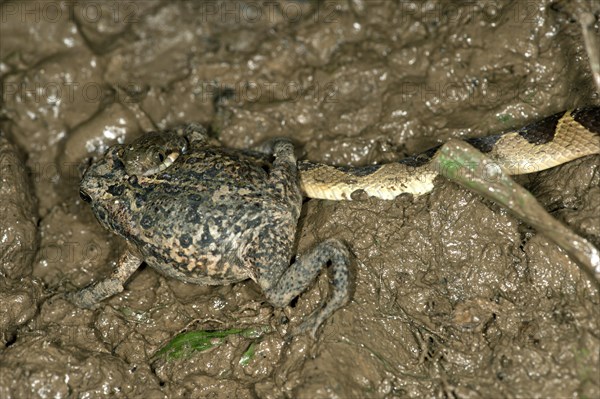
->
[79,189,92,203]
[122,131,186,177]
[140,150,180,176]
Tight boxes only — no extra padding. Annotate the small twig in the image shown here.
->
[576,2,600,93]
[433,139,600,286]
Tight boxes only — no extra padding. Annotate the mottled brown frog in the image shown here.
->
[72,124,350,337]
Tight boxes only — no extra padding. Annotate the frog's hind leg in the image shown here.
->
[262,238,351,338]
[68,249,142,308]
[255,138,351,337]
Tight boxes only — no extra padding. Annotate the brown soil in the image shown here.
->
[1,1,599,398]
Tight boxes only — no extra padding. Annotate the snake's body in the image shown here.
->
[298,106,600,200]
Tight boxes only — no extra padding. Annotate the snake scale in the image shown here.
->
[298,106,600,200]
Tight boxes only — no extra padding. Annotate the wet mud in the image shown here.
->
[0,1,599,398]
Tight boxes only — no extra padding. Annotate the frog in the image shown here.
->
[72,123,351,337]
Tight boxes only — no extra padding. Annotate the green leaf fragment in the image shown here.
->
[153,326,269,361]
[239,342,257,366]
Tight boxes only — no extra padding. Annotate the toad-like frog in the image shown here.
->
[73,124,350,337]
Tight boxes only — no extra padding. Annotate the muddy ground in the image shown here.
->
[1,0,599,398]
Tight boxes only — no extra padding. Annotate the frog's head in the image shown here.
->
[79,130,190,238]
[79,144,132,235]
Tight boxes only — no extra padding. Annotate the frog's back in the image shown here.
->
[122,146,291,284]
[172,147,272,192]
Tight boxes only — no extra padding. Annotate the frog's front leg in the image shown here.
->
[255,139,351,337]
[69,248,142,308]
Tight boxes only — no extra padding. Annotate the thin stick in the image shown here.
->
[577,3,600,93]
[433,139,600,286]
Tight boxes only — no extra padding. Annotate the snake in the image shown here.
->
[297,106,600,200]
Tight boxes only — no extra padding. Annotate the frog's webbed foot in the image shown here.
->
[180,123,210,146]
[67,250,142,308]
[252,137,296,157]
[263,238,351,339]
